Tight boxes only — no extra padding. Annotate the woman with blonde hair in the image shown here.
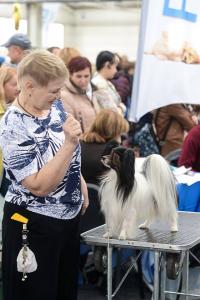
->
[0,50,88,300]
[0,66,18,117]
[59,47,80,67]
[81,109,129,184]
[0,66,18,191]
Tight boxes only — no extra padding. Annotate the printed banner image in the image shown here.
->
[130,0,200,122]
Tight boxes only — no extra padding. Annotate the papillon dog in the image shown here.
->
[100,147,178,240]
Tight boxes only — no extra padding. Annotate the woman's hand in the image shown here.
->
[81,175,89,215]
[63,114,82,146]
[81,195,89,215]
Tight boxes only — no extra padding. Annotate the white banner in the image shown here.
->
[129,0,200,122]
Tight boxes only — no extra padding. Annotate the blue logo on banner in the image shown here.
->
[163,0,197,22]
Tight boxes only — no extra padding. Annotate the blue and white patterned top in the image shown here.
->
[0,100,82,220]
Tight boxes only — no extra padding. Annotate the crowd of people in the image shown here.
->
[0,32,200,300]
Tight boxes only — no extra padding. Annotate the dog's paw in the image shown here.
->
[119,230,127,240]
[138,223,149,230]
[103,231,112,238]
[170,225,178,232]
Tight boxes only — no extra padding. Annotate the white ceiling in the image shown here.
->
[0,0,141,7]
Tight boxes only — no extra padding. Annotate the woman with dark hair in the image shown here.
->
[95,50,116,71]
[47,46,61,57]
[61,56,98,133]
[92,50,126,115]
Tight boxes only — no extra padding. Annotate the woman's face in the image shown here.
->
[70,67,91,91]
[106,62,117,80]
[29,78,65,111]
[4,74,19,104]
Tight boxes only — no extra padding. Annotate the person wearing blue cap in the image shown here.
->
[2,33,31,65]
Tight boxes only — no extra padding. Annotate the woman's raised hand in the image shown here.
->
[63,114,82,145]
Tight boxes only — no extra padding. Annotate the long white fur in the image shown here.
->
[100,154,178,240]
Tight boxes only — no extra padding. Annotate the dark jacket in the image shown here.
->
[110,71,132,104]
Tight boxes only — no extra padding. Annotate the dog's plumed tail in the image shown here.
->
[142,154,177,218]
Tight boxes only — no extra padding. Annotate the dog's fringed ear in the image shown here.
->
[121,149,135,184]
[116,148,135,204]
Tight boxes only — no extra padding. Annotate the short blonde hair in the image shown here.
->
[59,47,80,67]
[82,109,129,143]
[18,49,68,86]
[0,66,17,108]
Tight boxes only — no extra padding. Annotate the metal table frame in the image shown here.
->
[81,211,200,300]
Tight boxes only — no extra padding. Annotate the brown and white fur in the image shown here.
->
[100,147,178,240]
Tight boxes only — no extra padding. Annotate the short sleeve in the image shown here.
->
[0,127,40,183]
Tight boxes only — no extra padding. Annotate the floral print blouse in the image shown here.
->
[0,100,82,220]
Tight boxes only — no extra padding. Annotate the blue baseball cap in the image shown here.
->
[2,33,31,49]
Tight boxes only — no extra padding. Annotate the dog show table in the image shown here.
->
[81,211,200,300]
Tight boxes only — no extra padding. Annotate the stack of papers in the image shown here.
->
[172,166,200,186]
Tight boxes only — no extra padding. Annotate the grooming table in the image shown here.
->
[81,211,200,300]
